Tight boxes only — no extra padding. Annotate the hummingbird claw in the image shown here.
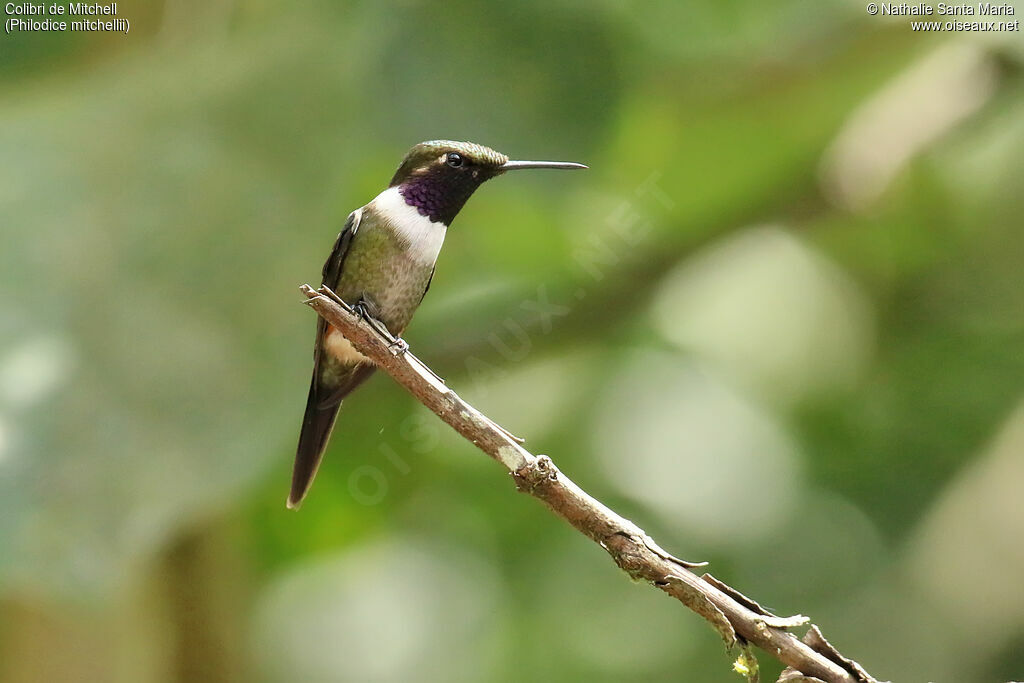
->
[350,299,403,351]
[352,301,369,321]
[389,337,409,357]
[352,296,384,321]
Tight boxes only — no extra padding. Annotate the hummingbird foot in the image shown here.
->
[350,299,371,321]
[315,287,412,361]
[351,298,407,352]
[388,337,409,357]
[351,296,385,323]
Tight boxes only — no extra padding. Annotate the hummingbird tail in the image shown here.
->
[288,364,376,509]
[288,384,341,509]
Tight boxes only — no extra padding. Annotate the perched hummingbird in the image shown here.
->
[289,140,586,508]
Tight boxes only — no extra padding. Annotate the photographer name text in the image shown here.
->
[865,2,1020,30]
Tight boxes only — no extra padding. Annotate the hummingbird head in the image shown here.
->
[389,140,586,226]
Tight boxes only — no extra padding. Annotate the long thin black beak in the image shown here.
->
[500,160,588,171]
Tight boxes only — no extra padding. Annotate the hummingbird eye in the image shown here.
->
[445,152,464,168]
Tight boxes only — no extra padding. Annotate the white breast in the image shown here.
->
[371,186,447,265]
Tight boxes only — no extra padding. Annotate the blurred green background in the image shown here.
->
[2,1,1023,681]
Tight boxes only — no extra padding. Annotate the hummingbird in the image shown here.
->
[289,140,586,508]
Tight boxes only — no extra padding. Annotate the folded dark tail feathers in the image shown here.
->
[288,381,341,509]
[288,365,376,509]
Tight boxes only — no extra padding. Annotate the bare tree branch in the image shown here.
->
[300,284,881,683]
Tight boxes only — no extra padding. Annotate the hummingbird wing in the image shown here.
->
[290,210,373,508]
[418,265,435,304]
